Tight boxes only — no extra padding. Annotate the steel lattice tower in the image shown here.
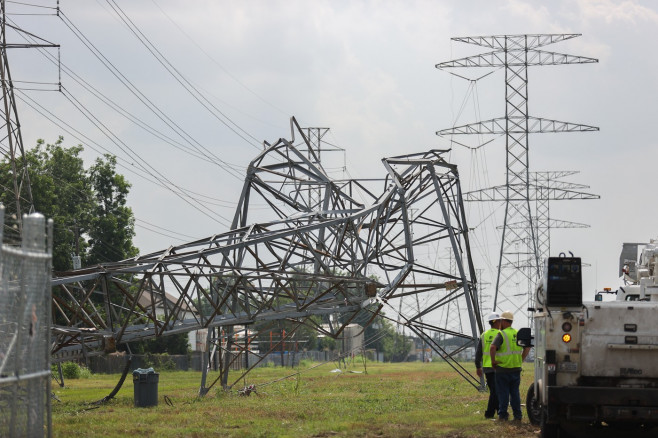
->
[436,34,598,319]
[531,171,596,262]
[0,0,58,243]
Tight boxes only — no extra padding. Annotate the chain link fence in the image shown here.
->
[0,208,53,438]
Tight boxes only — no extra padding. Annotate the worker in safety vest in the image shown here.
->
[489,310,530,421]
[474,312,502,419]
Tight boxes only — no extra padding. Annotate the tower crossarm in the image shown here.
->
[464,185,507,201]
[450,34,582,50]
[547,219,590,229]
[531,170,579,181]
[535,181,591,191]
[465,185,599,202]
[436,47,597,69]
[437,116,597,137]
[538,187,599,201]
[501,218,590,230]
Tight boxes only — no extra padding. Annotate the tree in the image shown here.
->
[0,137,138,270]
[87,154,138,265]
[128,333,190,355]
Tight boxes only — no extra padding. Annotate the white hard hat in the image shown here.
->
[500,310,514,321]
[486,312,501,322]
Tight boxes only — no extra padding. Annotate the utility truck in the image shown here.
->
[524,242,658,437]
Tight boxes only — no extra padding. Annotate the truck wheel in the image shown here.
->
[526,384,541,426]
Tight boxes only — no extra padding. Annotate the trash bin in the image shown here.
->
[132,368,159,407]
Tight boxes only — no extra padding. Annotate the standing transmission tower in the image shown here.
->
[436,34,598,319]
[0,0,58,243]
[531,171,597,262]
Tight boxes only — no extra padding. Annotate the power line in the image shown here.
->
[61,86,234,227]
[57,10,250,184]
[150,0,290,121]
[104,0,263,148]
[16,89,237,214]
[8,16,249,181]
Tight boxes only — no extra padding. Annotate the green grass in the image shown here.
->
[52,362,539,437]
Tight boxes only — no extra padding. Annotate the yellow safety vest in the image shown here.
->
[481,328,499,368]
[495,327,523,368]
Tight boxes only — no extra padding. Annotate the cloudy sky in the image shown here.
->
[8,0,658,308]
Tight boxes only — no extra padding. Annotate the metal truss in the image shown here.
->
[436,34,598,319]
[0,1,58,243]
[467,171,598,262]
[51,118,483,393]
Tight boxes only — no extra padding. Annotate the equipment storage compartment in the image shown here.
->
[132,367,159,407]
[580,302,658,378]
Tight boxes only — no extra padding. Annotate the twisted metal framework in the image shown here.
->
[51,118,483,393]
[436,34,598,318]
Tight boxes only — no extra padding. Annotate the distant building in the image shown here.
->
[341,323,365,354]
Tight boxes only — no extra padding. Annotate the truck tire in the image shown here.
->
[526,384,541,426]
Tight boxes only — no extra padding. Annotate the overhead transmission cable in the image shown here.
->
[104,0,263,149]
[57,10,251,182]
[15,89,239,212]
[149,0,290,120]
[11,22,247,180]
[16,93,210,244]
[444,63,501,297]
[19,87,236,225]
[60,86,234,227]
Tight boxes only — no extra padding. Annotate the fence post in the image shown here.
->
[0,211,53,438]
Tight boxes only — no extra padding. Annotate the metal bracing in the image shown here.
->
[470,170,597,281]
[0,0,58,243]
[531,171,596,262]
[51,118,484,393]
[436,34,598,320]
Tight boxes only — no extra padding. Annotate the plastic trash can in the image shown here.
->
[132,367,159,407]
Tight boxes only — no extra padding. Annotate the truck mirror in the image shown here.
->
[595,293,603,301]
[516,327,533,348]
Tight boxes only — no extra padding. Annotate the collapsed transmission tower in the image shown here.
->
[436,34,598,319]
[52,118,483,394]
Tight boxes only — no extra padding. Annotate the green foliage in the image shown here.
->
[140,353,178,371]
[53,361,92,379]
[319,336,337,351]
[127,332,191,355]
[298,359,314,368]
[0,138,138,271]
[61,361,81,379]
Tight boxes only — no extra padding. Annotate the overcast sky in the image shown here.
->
[8,0,658,312]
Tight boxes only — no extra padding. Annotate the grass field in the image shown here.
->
[52,361,540,437]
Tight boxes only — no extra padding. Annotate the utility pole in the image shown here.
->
[436,34,598,322]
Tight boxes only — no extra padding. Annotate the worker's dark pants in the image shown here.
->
[484,371,498,418]
[495,370,522,420]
